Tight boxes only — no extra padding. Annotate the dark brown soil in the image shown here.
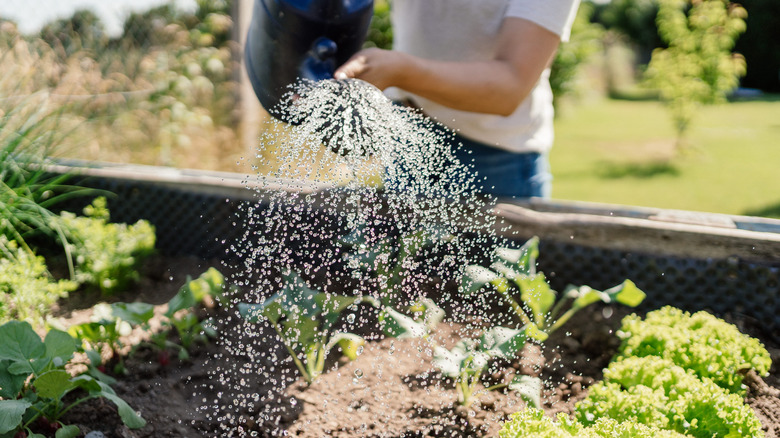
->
[49,255,780,438]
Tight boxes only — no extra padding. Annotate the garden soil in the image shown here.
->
[51,255,780,438]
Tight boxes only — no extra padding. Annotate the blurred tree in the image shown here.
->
[364,0,392,50]
[551,2,605,110]
[644,0,747,150]
[594,0,662,65]
[40,9,107,57]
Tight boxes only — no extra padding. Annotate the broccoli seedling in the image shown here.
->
[238,271,379,384]
[461,236,646,341]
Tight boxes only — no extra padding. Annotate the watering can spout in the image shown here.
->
[244,0,374,122]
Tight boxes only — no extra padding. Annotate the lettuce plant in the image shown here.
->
[575,356,764,438]
[0,321,146,438]
[499,407,689,438]
[59,197,156,295]
[0,237,77,325]
[461,237,646,341]
[238,271,379,384]
[616,306,771,393]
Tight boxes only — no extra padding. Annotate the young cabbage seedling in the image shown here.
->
[340,226,446,307]
[0,321,146,437]
[432,326,528,407]
[461,237,646,341]
[238,271,379,384]
[381,300,537,408]
[67,301,155,375]
[162,267,225,359]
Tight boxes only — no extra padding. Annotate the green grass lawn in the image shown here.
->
[550,95,780,218]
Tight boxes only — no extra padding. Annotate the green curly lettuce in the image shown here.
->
[0,238,77,325]
[616,306,771,393]
[59,197,156,295]
[575,356,764,438]
[499,407,690,438]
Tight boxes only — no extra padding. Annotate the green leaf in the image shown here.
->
[0,321,45,372]
[238,296,284,324]
[330,333,365,361]
[0,361,25,399]
[33,370,76,399]
[479,326,527,360]
[460,265,500,296]
[55,424,81,438]
[379,307,428,339]
[516,274,555,325]
[432,345,467,379]
[508,375,542,409]
[111,302,155,326]
[524,324,549,342]
[91,381,146,429]
[408,298,445,331]
[569,285,607,310]
[0,399,31,434]
[165,276,196,317]
[607,280,646,307]
[496,237,539,276]
[44,329,77,366]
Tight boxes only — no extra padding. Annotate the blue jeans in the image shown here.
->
[386,102,552,199]
[451,133,552,199]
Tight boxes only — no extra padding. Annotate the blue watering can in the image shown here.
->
[244,0,375,122]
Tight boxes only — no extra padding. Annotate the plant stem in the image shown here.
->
[271,319,310,383]
[494,280,534,328]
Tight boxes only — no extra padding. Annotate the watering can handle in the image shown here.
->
[301,37,339,81]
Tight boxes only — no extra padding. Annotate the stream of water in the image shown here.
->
[208,78,505,435]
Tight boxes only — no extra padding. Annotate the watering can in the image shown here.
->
[244,0,375,122]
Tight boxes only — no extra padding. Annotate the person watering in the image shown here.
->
[334,0,581,199]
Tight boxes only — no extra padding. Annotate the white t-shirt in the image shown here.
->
[388,0,581,154]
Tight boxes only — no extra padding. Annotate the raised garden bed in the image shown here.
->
[10,162,780,437]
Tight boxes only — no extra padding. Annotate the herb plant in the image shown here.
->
[0,321,146,437]
[616,305,771,393]
[499,408,689,438]
[239,271,379,384]
[59,197,156,295]
[461,236,646,341]
[0,237,77,325]
[575,356,764,438]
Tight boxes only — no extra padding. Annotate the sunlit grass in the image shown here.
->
[551,95,780,217]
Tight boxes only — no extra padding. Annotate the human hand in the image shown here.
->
[334,48,409,90]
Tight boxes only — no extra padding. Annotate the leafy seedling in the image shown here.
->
[238,271,379,384]
[0,321,145,437]
[432,326,528,407]
[461,236,646,341]
[162,267,225,359]
[67,301,155,374]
